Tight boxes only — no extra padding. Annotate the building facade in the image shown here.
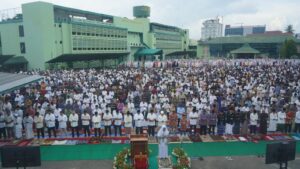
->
[0,2,189,70]
[197,34,300,58]
[225,25,266,36]
[201,18,223,40]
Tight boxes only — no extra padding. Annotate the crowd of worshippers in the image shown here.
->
[1,59,300,140]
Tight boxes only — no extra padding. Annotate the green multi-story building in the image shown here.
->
[0,1,190,70]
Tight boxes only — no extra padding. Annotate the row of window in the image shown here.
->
[72,38,127,49]
[155,33,182,41]
[73,47,127,51]
[72,25,127,38]
[72,31,127,38]
[156,42,182,49]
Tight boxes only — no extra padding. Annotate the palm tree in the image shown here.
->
[285,25,294,34]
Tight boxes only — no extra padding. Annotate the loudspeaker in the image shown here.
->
[1,146,41,168]
[265,141,296,164]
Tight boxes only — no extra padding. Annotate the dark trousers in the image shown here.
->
[114,125,121,136]
[37,128,44,138]
[83,125,90,137]
[209,125,216,135]
[250,125,256,134]
[0,127,6,139]
[200,125,207,135]
[148,126,155,136]
[136,127,143,134]
[94,128,101,137]
[104,126,111,136]
[6,127,14,139]
[277,124,285,132]
[294,123,300,133]
[71,127,79,137]
[285,124,292,133]
[190,125,196,135]
[48,127,56,138]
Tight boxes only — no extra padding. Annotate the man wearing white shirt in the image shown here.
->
[69,111,79,138]
[103,110,112,136]
[294,108,300,133]
[113,110,123,136]
[188,108,199,135]
[277,109,286,132]
[157,111,168,127]
[58,111,68,137]
[124,111,133,136]
[45,110,56,138]
[0,111,6,139]
[134,110,144,134]
[23,113,34,139]
[81,111,91,137]
[250,111,258,134]
[5,110,15,139]
[147,109,157,137]
[34,112,44,139]
[92,112,102,137]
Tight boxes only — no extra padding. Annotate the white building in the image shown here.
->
[201,18,223,40]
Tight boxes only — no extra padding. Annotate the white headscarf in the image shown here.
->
[157,125,169,138]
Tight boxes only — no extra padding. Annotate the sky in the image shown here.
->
[1,0,299,39]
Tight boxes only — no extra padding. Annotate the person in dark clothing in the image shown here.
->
[233,109,241,135]
[259,111,269,135]
[217,111,226,135]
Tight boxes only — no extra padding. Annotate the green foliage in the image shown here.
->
[285,25,294,34]
[280,39,298,58]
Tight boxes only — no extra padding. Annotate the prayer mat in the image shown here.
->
[189,134,202,142]
[292,135,300,141]
[222,135,238,142]
[168,136,180,143]
[272,135,286,141]
[52,140,68,145]
[264,135,274,141]
[210,135,225,142]
[200,135,214,142]
[238,136,248,142]
[65,140,77,145]
[181,136,192,143]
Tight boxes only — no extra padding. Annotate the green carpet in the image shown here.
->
[40,141,300,169]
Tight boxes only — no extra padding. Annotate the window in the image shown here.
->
[19,25,24,37]
[20,42,26,54]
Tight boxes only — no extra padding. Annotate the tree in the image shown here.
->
[285,25,295,34]
[280,39,298,58]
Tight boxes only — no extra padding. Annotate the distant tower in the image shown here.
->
[133,6,150,18]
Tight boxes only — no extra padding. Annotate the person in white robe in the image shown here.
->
[134,110,144,134]
[268,110,278,132]
[23,113,34,139]
[92,112,102,137]
[14,113,23,139]
[157,125,169,159]
[157,111,168,127]
[103,110,112,136]
[69,111,79,138]
[58,111,68,137]
[124,111,133,136]
[34,112,44,139]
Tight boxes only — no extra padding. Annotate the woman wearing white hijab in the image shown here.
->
[157,125,169,159]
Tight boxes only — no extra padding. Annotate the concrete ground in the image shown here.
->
[0,155,299,169]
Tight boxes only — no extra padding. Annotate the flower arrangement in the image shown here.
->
[113,148,133,169]
[172,147,191,169]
